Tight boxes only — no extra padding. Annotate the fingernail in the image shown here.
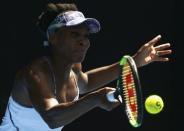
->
[157,35,161,38]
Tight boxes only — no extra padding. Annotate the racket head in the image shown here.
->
[116,55,143,127]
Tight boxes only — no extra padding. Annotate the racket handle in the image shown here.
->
[106,91,118,102]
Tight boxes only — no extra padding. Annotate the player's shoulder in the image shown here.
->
[22,56,49,75]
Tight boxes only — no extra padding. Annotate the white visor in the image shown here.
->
[46,11,101,39]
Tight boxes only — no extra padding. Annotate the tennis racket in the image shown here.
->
[106,55,143,127]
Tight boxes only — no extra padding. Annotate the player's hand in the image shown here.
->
[133,35,172,67]
[94,87,120,111]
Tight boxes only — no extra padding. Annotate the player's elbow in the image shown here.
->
[42,115,58,129]
[42,113,64,129]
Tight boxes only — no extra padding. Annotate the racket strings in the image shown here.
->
[122,63,138,121]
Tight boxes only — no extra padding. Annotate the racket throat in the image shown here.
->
[114,91,123,103]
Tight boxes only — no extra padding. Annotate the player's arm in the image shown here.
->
[75,35,172,94]
[72,62,121,94]
[25,62,117,129]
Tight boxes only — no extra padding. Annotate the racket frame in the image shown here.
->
[118,55,143,127]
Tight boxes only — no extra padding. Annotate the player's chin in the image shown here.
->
[73,51,87,60]
[73,55,86,63]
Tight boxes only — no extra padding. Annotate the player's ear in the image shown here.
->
[48,33,57,46]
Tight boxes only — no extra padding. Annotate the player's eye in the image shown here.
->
[84,33,89,39]
[71,31,80,38]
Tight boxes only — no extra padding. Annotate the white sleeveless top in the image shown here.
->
[0,57,79,131]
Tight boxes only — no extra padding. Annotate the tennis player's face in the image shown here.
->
[53,24,90,63]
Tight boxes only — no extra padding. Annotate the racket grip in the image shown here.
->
[106,91,118,102]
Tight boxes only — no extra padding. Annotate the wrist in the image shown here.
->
[119,55,140,68]
[132,54,141,68]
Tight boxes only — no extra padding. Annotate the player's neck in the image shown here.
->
[48,54,73,81]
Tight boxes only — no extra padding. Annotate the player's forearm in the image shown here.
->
[85,62,120,92]
[42,92,98,129]
[83,56,140,93]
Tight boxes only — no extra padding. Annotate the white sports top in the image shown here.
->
[0,57,79,131]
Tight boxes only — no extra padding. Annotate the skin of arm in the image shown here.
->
[25,62,118,129]
[76,35,172,94]
[24,35,171,129]
[73,62,120,94]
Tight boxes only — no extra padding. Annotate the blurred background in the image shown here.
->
[0,0,182,131]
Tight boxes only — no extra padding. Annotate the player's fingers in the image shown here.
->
[112,102,120,108]
[105,87,116,93]
[99,87,116,93]
[157,50,172,56]
[155,57,169,62]
[106,101,120,111]
[147,35,162,47]
[155,43,171,50]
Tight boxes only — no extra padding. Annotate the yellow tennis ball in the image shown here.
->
[145,95,164,114]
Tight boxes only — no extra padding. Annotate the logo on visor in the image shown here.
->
[64,11,85,22]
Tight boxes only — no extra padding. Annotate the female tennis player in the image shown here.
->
[0,2,171,131]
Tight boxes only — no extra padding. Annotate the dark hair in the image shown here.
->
[36,3,78,36]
